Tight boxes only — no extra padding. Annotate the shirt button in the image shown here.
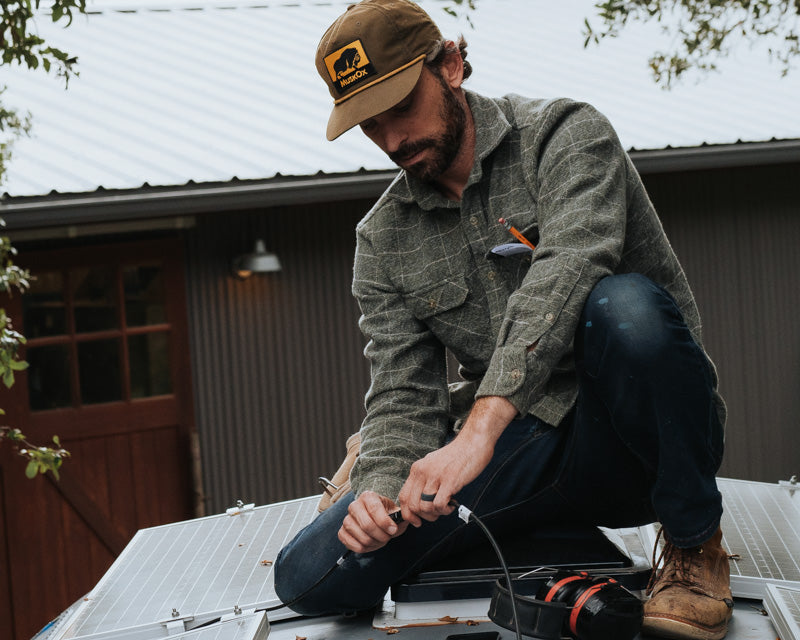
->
[545,312,554,322]
[470,216,479,226]
[428,298,437,309]
[511,369,521,380]
[487,270,495,280]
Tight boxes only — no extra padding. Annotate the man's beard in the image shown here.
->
[389,73,467,183]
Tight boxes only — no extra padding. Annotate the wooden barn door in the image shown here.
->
[0,237,197,640]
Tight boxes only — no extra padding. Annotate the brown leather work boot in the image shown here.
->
[643,527,734,640]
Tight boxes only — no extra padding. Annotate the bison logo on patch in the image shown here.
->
[334,48,361,78]
[323,39,378,95]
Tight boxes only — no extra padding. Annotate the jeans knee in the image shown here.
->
[273,543,331,616]
[273,546,300,610]
[581,274,684,365]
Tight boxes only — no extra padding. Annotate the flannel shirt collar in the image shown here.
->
[390,90,513,211]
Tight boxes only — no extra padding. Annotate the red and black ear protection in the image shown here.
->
[488,570,643,640]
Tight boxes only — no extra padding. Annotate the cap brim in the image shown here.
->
[326,59,425,141]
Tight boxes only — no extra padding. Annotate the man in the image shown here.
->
[275,2,733,638]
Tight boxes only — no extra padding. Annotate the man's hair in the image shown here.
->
[424,35,472,80]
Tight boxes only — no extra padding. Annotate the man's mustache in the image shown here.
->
[389,138,435,165]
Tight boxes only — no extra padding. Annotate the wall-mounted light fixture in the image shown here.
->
[232,239,282,279]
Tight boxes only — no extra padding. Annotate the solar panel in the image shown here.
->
[52,497,318,640]
[763,584,800,640]
[39,478,800,639]
[718,478,800,598]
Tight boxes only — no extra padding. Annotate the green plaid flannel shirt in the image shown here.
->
[350,91,725,501]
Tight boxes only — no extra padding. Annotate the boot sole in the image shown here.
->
[642,614,729,640]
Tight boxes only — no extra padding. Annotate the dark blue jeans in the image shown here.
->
[274,273,724,615]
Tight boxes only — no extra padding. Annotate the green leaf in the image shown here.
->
[25,460,38,479]
[53,435,60,446]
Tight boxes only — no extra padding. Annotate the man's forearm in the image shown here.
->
[461,395,519,442]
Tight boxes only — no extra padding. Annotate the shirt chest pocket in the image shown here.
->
[403,278,492,368]
[404,278,470,326]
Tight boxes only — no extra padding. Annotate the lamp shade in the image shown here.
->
[233,239,281,279]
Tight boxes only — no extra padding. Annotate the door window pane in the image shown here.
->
[23,250,180,412]
[78,339,122,404]
[27,345,72,410]
[23,271,67,338]
[129,332,172,398]
[124,265,166,326]
[72,267,118,333]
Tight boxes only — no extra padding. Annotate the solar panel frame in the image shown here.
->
[718,477,800,599]
[54,496,318,640]
[763,584,800,640]
[158,610,269,640]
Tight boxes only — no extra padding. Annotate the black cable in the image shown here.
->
[449,500,523,640]
[262,550,350,613]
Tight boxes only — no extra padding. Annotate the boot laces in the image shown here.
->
[646,527,704,595]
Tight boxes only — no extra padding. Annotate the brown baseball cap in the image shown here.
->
[315,0,443,140]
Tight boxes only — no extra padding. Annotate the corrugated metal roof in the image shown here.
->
[1,0,798,198]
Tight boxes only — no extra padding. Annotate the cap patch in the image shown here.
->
[323,39,377,95]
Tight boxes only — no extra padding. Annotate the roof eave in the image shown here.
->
[0,171,398,231]
[1,140,798,231]
[630,138,800,174]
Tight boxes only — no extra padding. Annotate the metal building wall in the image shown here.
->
[184,199,372,514]
[644,162,800,484]
[186,163,799,515]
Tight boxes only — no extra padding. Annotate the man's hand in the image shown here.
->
[398,396,518,526]
[338,491,409,553]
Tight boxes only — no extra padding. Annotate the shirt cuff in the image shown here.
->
[352,473,405,504]
[476,344,530,413]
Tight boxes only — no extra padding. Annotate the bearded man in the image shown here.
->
[275,2,733,639]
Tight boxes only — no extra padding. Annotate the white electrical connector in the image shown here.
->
[457,504,472,523]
